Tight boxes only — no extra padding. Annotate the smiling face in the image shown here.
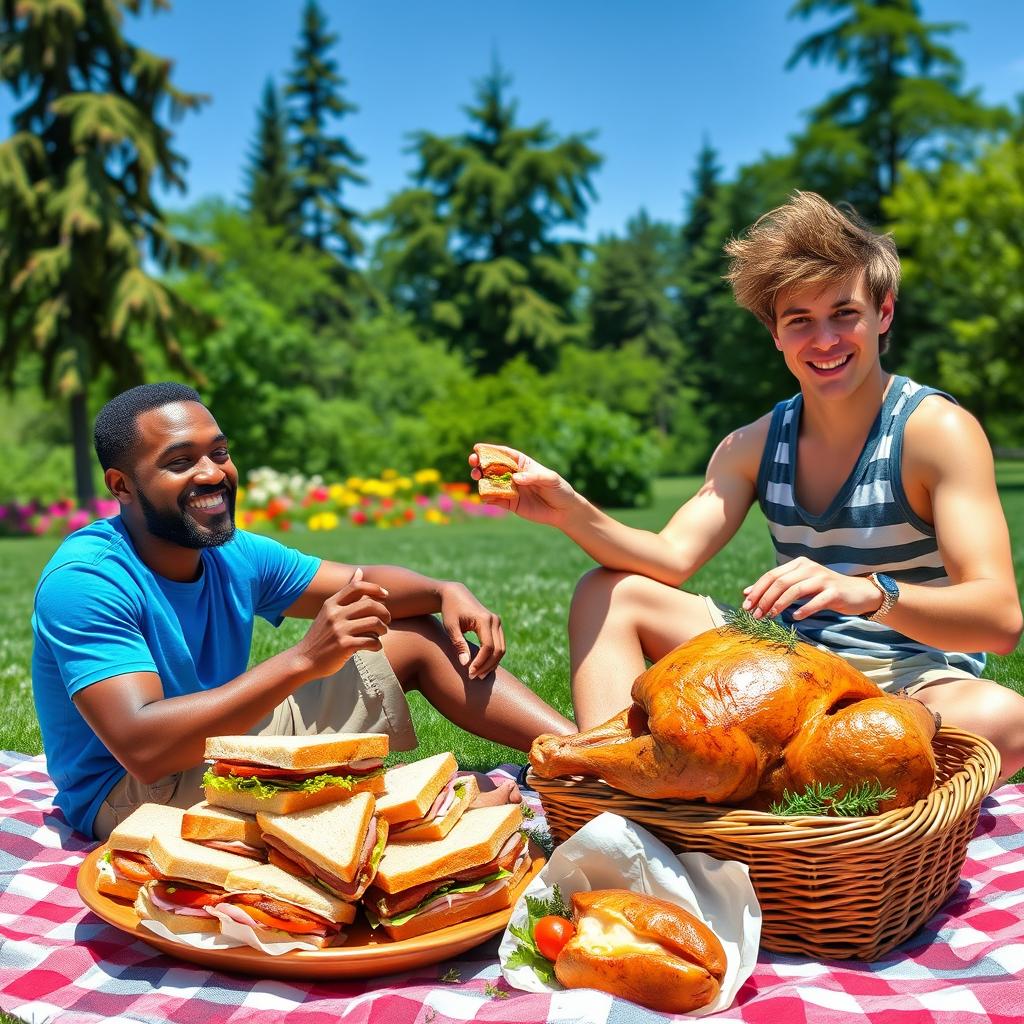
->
[770,273,894,400]
[121,401,238,550]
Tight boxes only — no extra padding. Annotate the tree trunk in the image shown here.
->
[70,390,96,506]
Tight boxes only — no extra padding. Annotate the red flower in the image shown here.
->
[403,508,415,521]
[382,498,394,510]
[351,510,368,526]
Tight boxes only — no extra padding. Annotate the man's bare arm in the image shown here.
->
[72,574,390,783]
[476,419,767,587]
[877,399,1022,653]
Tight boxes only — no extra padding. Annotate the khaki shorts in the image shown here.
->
[91,650,417,840]
[700,595,979,694]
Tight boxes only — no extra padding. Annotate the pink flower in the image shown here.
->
[66,511,91,533]
[310,487,329,502]
[437,495,454,512]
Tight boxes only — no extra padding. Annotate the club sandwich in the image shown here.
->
[203,732,387,815]
[133,833,256,935]
[363,803,531,940]
[375,752,479,842]
[96,803,186,901]
[181,801,267,860]
[256,791,387,902]
[475,444,518,498]
[220,862,356,949]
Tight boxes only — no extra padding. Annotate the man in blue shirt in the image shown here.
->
[32,382,575,839]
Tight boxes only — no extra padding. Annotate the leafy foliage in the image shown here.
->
[506,884,572,984]
[375,62,600,368]
[0,0,211,502]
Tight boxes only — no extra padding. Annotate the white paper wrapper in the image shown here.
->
[139,908,342,955]
[499,812,761,1016]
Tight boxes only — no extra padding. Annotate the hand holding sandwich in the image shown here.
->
[469,444,577,528]
[292,568,392,678]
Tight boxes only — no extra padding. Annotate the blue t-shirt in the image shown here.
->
[31,517,320,836]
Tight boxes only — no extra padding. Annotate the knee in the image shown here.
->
[570,568,634,621]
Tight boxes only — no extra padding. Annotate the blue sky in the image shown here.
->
[5,1,1024,238]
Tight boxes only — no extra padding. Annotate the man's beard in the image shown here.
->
[136,482,237,549]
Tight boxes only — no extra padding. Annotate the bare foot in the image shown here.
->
[455,770,523,808]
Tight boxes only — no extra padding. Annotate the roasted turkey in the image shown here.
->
[531,624,938,810]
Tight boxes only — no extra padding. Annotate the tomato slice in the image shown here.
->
[226,893,335,934]
[210,761,324,781]
[112,851,162,883]
[534,915,575,961]
[152,882,221,909]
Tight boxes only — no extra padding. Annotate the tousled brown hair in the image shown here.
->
[724,191,900,349]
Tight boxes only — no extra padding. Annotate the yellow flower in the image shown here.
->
[381,468,399,481]
[424,508,449,525]
[338,489,360,507]
[329,483,347,502]
[307,512,339,531]
[396,476,412,491]
[414,468,441,485]
[346,477,365,491]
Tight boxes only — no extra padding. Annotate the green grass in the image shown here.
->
[2,472,1022,779]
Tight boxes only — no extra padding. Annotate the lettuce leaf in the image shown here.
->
[201,767,383,800]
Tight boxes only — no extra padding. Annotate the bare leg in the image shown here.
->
[569,569,720,730]
[912,675,1024,783]
[379,615,576,753]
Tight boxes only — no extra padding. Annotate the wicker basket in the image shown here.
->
[529,727,999,961]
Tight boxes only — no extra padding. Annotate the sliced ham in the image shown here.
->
[214,901,330,939]
[198,839,265,859]
[390,778,461,835]
[147,887,219,918]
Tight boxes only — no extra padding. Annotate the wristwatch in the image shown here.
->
[863,572,899,620]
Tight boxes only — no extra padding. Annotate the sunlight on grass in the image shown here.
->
[3,474,1021,779]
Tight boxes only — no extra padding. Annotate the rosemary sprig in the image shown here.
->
[724,607,799,651]
[769,779,898,817]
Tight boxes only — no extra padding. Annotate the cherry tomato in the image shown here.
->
[534,915,575,961]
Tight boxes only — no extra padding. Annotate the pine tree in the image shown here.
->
[375,63,600,368]
[285,0,366,260]
[787,0,1007,218]
[678,140,723,374]
[244,78,295,231]
[0,0,210,504]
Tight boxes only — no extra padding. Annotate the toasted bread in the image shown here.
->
[204,733,388,771]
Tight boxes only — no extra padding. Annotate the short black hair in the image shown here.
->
[93,382,204,472]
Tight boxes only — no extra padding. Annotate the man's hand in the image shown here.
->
[742,556,883,620]
[440,582,505,679]
[291,568,391,677]
[468,443,576,528]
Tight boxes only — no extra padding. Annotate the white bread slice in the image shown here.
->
[181,802,264,848]
[256,791,375,884]
[203,772,384,816]
[134,885,219,935]
[373,804,524,895]
[389,775,479,843]
[204,733,388,771]
[376,753,458,825]
[107,803,187,854]
[147,834,256,887]
[379,852,531,941]
[222,862,357,926]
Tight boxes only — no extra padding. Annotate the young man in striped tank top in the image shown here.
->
[471,191,1024,782]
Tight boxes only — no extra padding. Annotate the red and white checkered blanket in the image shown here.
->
[1,750,1022,1024]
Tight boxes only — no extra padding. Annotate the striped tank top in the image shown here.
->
[756,375,985,675]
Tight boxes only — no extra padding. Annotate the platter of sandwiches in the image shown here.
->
[76,735,543,979]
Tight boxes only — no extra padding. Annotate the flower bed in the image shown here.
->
[0,497,120,538]
[238,467,505,531]
[0,468,504,538]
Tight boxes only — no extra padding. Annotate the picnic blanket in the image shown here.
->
[1,750,1022,1024]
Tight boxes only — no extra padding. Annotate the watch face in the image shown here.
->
[876,574,900,598]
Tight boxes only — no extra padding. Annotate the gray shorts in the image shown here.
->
[91,650,417,840]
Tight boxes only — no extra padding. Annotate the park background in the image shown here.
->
[0,0,1021,774]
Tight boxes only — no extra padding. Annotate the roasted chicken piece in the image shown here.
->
[531,624,937,810]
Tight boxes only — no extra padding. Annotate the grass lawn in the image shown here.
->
[2,471,1021,780]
